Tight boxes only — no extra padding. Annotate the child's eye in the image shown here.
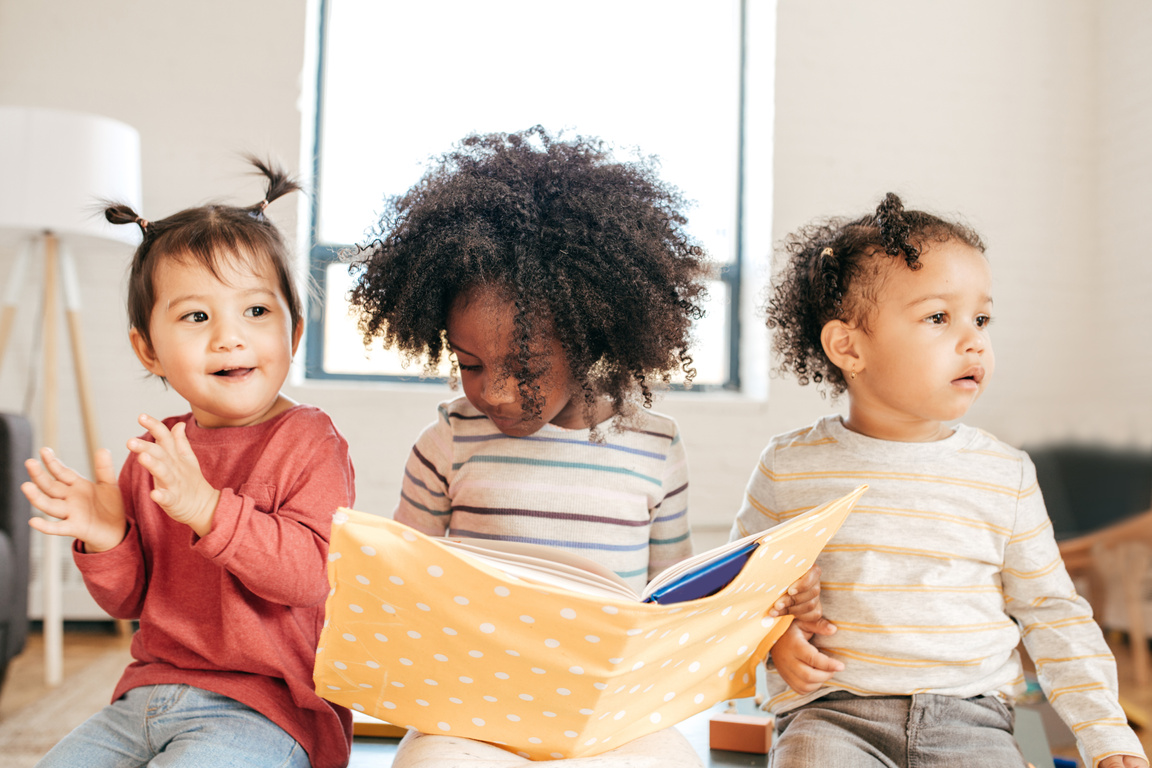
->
[448,350,482,373]
[976,314,993,329]
[245,306,269,318]
[926,312,947,325]
[182,311,209,323]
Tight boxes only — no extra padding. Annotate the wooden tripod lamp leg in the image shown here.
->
[60,245,131,637]
[41,233,63,688]
[60,246,101,467]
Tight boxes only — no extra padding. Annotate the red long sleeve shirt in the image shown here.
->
[74,405,355,768]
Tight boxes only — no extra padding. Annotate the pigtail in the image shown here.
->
[809,244,845,317]
[243,155,302,219]
[874,192,921,269]
[104,202,150,236]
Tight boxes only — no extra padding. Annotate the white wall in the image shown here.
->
[0,0,1148,579]
[1098,0,1152,442]
[0,0,313,464]
[770,0,1151,450]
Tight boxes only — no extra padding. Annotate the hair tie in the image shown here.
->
[820,247,833,259]
[135,216,149,232]
[248,201,269,222]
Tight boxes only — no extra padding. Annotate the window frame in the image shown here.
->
[304,0,750,390]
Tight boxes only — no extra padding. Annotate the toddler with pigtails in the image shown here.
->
[732,193,1147,768]
[23,159,354,768]
[346,127,823,767]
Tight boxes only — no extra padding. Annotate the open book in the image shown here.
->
[314,485,866,760]
[437,525,765,605]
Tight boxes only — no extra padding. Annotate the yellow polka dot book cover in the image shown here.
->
[313,485,867,760]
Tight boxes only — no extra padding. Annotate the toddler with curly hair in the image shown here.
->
[731,193,1147,768]
[347,127,820,766]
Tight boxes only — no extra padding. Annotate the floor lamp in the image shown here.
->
[0,106,142,687]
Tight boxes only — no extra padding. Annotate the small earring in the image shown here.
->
[849,370,857,380]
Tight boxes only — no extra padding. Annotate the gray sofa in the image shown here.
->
[0,412,31,690]
[1028,443,1152,541]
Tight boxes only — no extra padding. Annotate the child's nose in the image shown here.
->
[211,318,246,350]
[961,324,987,353]
[482,374,517,405]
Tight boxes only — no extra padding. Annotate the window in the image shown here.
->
[307,0,769,389]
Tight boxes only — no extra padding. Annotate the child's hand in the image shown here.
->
[1098,756,1149,768]
[22,447,126,552]
[772,564,836,636]
[127,414,220,538]
[770,622,844,695]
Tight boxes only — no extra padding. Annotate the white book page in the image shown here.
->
[440,538,639,601]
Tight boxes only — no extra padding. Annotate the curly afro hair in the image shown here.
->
[347,126,711,424]
[766,192,985,397]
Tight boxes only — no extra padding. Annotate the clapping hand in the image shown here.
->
[126,414,220,537]
[23,447,126,553]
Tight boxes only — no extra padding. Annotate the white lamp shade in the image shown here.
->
[0,106,142,245]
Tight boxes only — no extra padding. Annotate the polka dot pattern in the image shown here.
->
[315,492,859,759]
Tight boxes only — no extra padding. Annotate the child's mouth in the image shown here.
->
[213,367,254,377]
[489,413,521,429]
[953,366,984,385]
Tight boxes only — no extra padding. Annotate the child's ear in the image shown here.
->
[290,321,304,358]
[129,327,166,378]
[821,319,863,377]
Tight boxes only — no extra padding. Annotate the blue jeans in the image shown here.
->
[36,684,310,768]
[769,692,1026,768]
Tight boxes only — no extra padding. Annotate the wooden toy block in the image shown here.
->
[709,712,773,754]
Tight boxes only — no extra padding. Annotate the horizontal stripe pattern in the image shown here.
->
[731,415,1143,764]
[456,431,670,461]
[394,397,693,594]
[450,504,652,526]
[454,455,664,487]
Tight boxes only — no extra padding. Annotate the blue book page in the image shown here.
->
[643,541,759,604]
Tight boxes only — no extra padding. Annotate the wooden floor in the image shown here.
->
[1,624,132,721]
[0,624,135,767]
[0,624,1148,767]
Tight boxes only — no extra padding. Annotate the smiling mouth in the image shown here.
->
[213,367,253,377]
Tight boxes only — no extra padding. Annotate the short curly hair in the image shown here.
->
[766,192,985,397]
[347,126,711,423]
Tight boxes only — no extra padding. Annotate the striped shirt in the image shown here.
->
[730,415,1145,767]
[395,397,693,594]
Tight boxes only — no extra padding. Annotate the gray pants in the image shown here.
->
[769,692,1027,768]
